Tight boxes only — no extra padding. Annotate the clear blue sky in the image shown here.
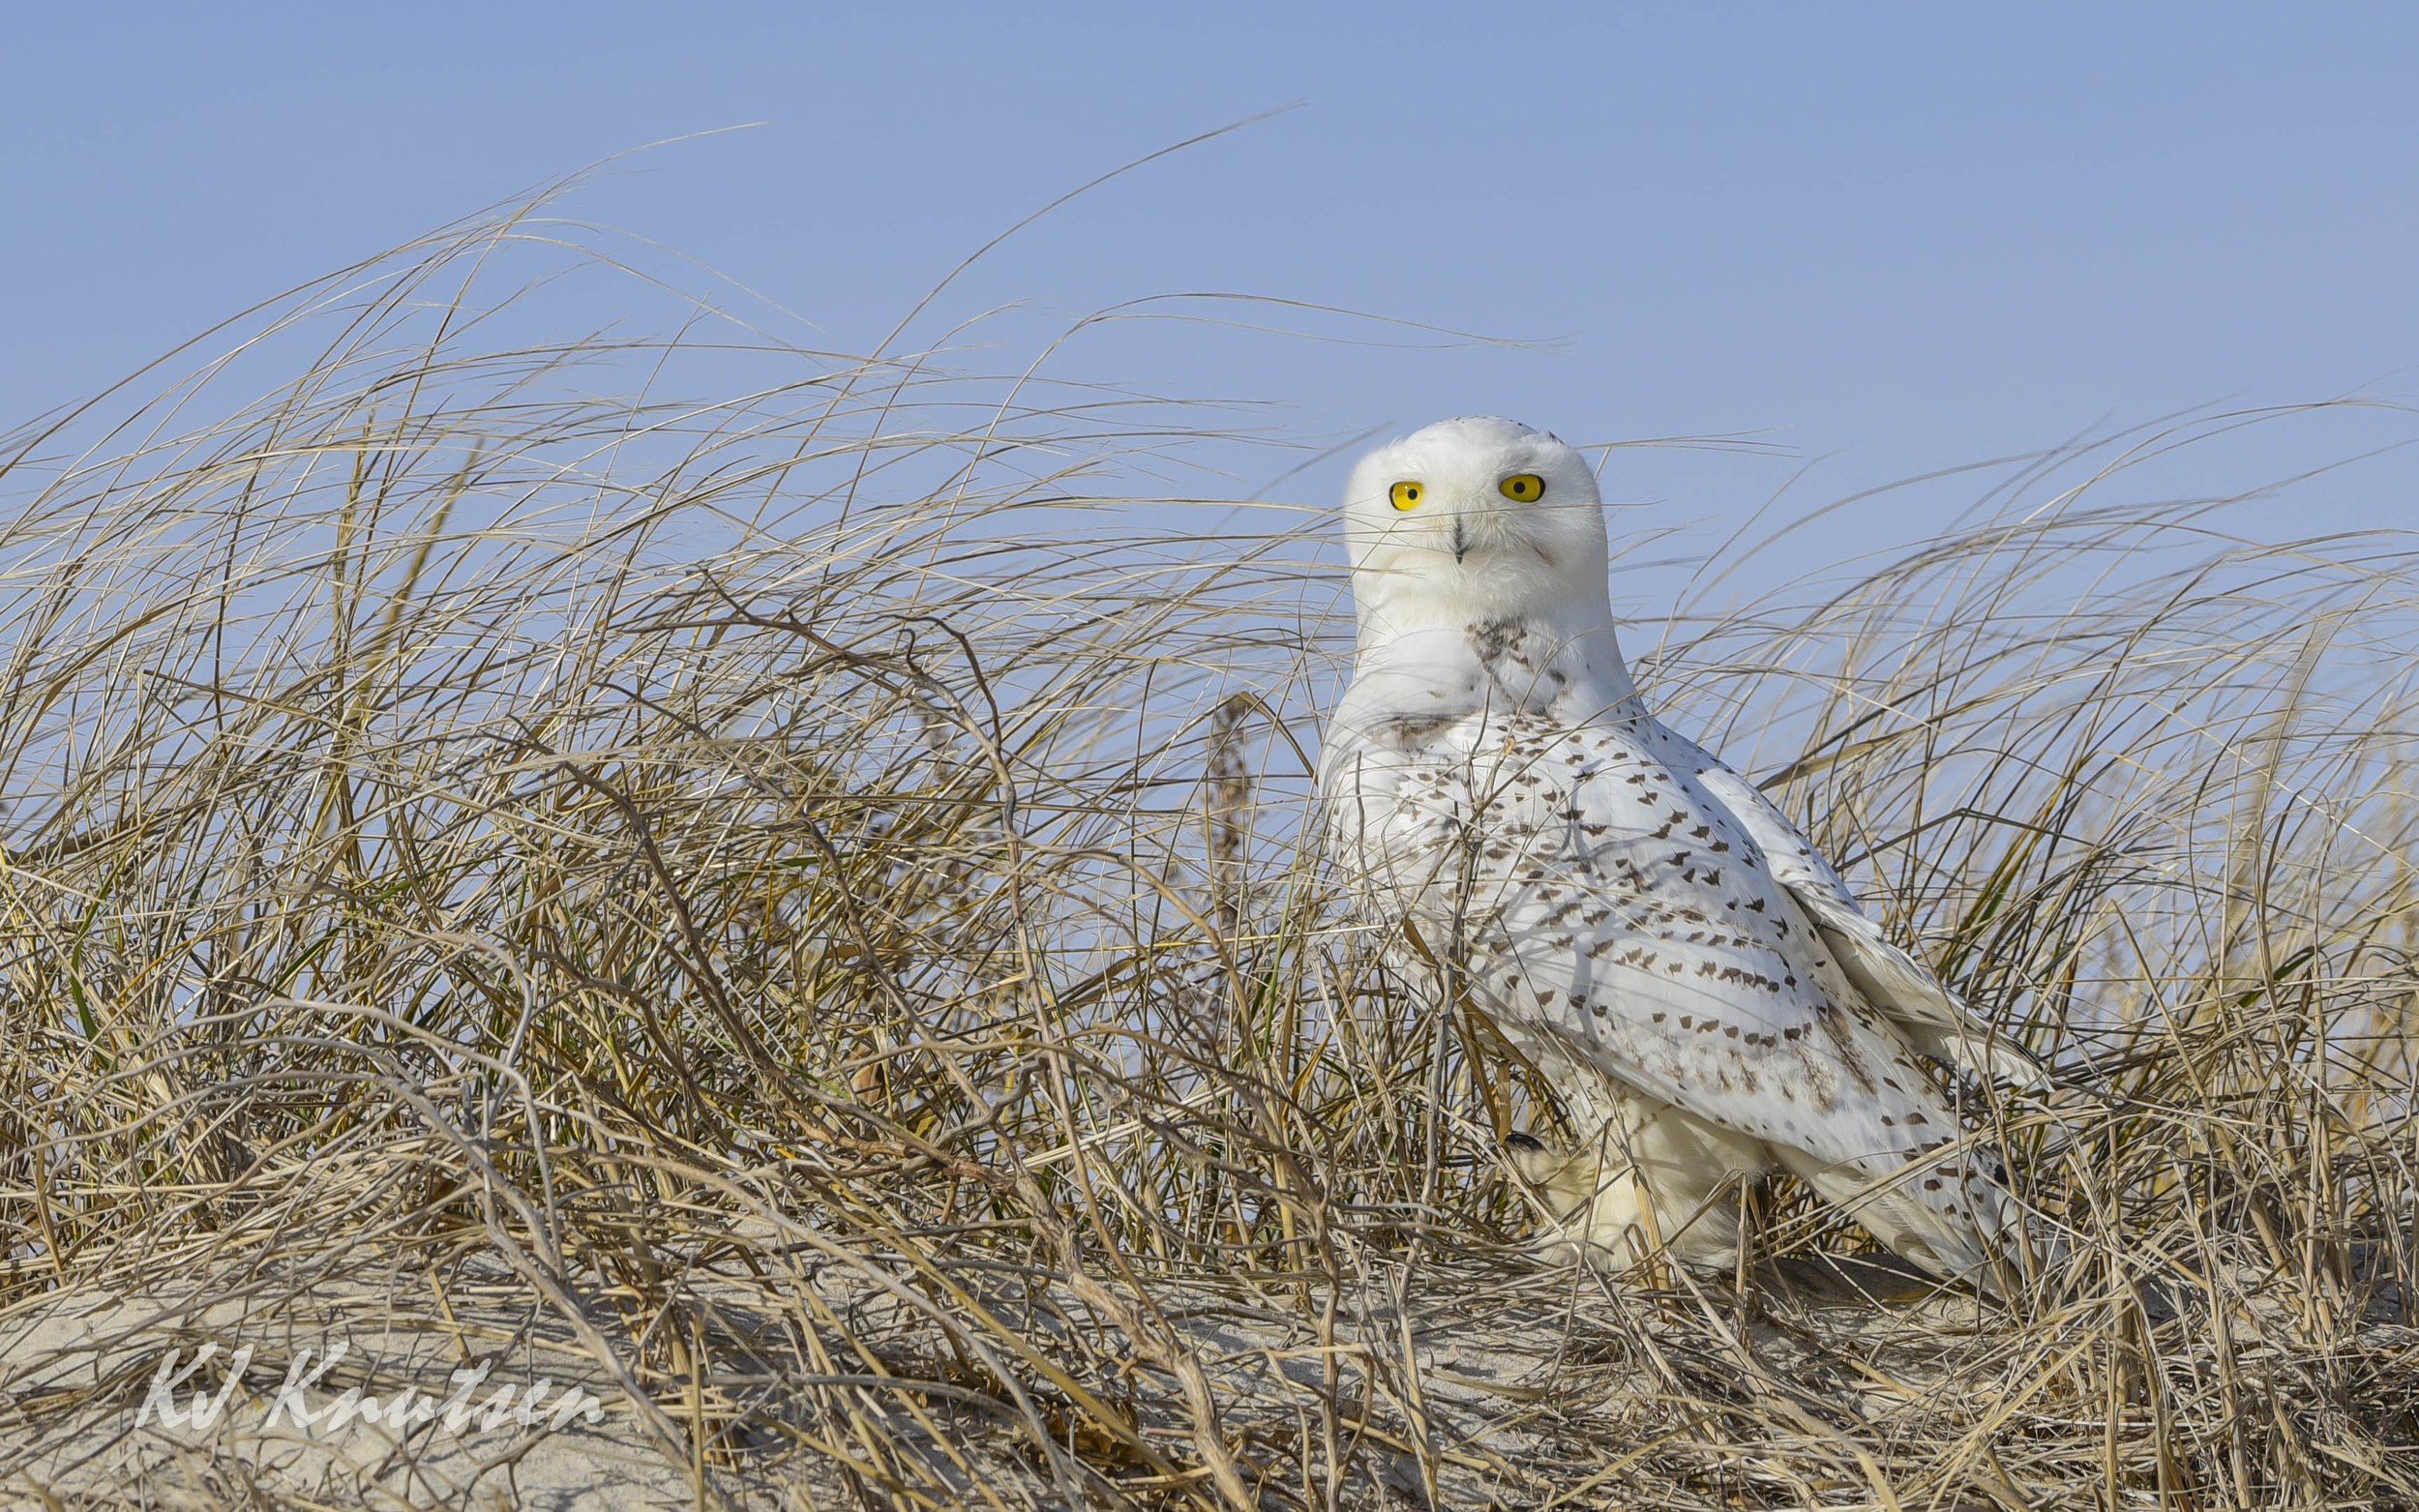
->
[7,3,2415,586]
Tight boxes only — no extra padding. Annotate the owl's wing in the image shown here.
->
[1683,756,2047,1088]
[1431,713,1965,1170]
[1353,708,2019,1282]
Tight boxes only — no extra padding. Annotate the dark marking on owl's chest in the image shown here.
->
[1376,711,1462,747]
[1468,619,1528,667]
[1467,619,1571,710]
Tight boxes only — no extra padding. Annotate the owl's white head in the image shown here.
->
[1340,417,1613,641]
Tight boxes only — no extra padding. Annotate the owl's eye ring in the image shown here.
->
[1498,473,1546,502]
[1389,480,1424,511]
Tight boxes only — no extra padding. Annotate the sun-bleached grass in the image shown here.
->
[1,204,2414,1508]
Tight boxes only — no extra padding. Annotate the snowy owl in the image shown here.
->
[1317,417,2043,1290]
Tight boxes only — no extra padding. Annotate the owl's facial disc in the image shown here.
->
[1343,419,1610,616]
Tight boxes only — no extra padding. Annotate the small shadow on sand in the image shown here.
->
[1758,1251,1965,1306]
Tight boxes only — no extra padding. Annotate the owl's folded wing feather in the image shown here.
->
[1414,719,1956,1162]
[1685,760,2048,1089]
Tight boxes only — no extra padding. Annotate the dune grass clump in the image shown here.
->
[0,204,2414,1508]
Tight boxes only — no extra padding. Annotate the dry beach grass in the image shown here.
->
[1,201,2414,1508]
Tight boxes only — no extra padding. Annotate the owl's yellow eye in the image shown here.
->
[1498,473,1545,502]
[1389,480,1424,511]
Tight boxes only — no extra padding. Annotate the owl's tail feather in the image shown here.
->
[1773,1145,2055,1299]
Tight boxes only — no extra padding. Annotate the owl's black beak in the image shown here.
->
[1451,519,1467,563]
